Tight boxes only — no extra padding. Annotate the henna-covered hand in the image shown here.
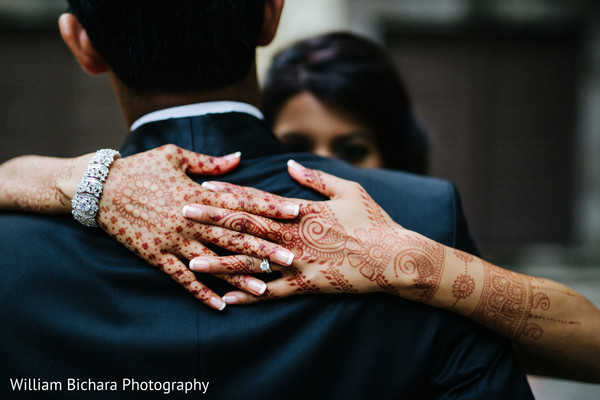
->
[184,160,441,304]
[96,145,297,310]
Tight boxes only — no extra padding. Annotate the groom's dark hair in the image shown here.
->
[66,0,266,92]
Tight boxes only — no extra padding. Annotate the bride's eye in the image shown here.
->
[334,143,370,164]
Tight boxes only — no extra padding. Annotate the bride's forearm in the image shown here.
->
[0,153,92,213]
[402,236,600,382]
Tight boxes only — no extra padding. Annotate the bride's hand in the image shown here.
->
[183,160,440,304]
[97,145,298,310]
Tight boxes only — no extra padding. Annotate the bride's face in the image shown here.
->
[272,92,383,169]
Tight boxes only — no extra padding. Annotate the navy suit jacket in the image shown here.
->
[0,111,533,399]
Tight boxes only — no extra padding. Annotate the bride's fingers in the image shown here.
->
[173,146,241,175]
[161,241,269,297]
[156,253,226,311]
[184,190,299,219]
[189,255,283,274]
[221,291,265,305]
[188,223,295,266]
[202,180,286,202]
[287,159,364,199]
[184,204,284,237]
[215,274,268,297]
[176,240,215,261]
[221,277,302,305]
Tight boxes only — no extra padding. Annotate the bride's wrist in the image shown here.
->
[57,153,94,203]
[388,228,446,302]
[70,149,121,227]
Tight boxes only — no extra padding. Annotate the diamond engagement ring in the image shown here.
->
[260,259,272,273]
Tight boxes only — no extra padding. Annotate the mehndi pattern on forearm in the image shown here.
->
[450,250,476,308]
[2,158,72,212]
[472,263,552,340]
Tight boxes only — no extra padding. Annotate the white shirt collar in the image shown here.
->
[129,101,264,131]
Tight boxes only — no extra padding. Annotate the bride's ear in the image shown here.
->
[58,13,109,75]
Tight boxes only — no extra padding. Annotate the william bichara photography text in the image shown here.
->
[9,378,210,395]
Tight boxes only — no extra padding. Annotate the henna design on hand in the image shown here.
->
[298,166,328,193]
[224,257,256,273]
[111,173,173,230]
[322,266,357,293]
[347,228,396,281]
[276,200,399,294]
[392,236,445,303]
[360,187,446,301]
[271,203,350,293]
[193,167,446,300]
[93,145,249,309]
[197,182,447,298]
[284,265,321,294]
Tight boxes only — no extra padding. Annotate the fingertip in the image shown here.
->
[223,151,241,160]
[209,296,226,311]
[291,203,300,217]
[287,160,306,185]
[182,204,203,219]
[248,279,268,296]
[285,251,295,265]
[274,249,294,266]
[201,181,218,191]
[287,159,305,171]
[258,282,267,295]
[189,258,209,272]
[222,295,239,304]
[281,202,300,218]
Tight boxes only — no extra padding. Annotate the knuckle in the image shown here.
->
[244,257,257,271]
[233,214,257,235]
[161,143,178,154]
[228,213,249,233]
[227,230,247,244]
[348,181,364,192]
[239,195,253,213]
[229,275,246,287]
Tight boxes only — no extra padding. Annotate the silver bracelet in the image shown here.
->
[71,149,121,227]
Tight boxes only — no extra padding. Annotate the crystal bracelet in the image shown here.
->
[71,149,121,227]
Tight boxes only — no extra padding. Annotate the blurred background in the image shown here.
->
[0,1,599,397]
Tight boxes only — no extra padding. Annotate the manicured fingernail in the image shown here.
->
[189,258,209,272]
[274,249,294,265]
[248,279,267,295]
[210,296,226,311]
[224,151,241,160]
[201,181,218,191]
[223,295,239,304]
[182,204,203,219]
[281,202,300,217]
[287,159,305,170]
